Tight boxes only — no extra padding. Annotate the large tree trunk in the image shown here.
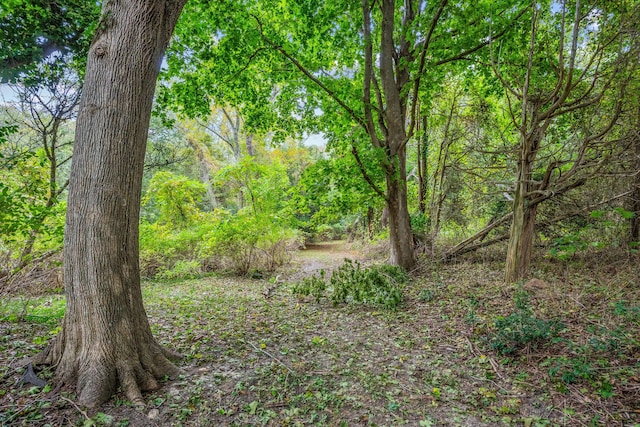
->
[385,147,415,269]
[36,0,187,408]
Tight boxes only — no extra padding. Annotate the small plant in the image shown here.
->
[486,289,564,355]
[548,233,587,260]
[547,356,595,384]
[418,288,434,302]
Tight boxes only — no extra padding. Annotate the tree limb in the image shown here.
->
[351,142,388,201]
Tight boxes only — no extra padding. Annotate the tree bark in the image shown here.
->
[630,105,640,244]
[36,0,187,408]
[504,171,538,282]
[505,124,541,283]
[385,146,415,269]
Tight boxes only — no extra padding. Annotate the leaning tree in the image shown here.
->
[36,0,188,407]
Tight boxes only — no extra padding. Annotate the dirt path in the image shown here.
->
[287,240,362,281]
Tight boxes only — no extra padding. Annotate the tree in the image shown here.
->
[36,0,188,407]
[166,0,526,269]
[1,70,80,274]
[491,0,636,282]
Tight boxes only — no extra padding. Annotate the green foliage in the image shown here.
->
[0,295,65,325]
[0,0,100,81]
[548,208,638,260]
[139,152,300,278]
[216,156,291,215]
[410,212,430,234]
[293,260,407,310]
[291,270,326,303]
[156,260,202,281]
[0,124,66,267]
[142,171,206,227]
[486,290,564,356]
[314,223,347,241]
[548,233,588,260]
[140,208,297,278]
[200,210,296,275]
[288,155,384,239]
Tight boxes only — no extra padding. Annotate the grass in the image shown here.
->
[0,244,639,426]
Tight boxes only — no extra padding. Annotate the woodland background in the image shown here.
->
[1,0,639,425]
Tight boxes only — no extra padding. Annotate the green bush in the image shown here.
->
[140,209,297,278]
[486,290,564,355]
[314,223,346,241]
[139,165,298,278]
[292,260,407,310]
[156,260,201,280]
[200,211,296,275]
[139,219,215,278]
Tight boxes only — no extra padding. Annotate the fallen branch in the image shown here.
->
[443,190,634,260]
[246,341,295,375]
[442,213,512,260]
[60,396,90,421]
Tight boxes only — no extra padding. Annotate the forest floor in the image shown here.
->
[1,241,639,426]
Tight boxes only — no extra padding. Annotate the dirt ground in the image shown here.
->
[1,242,639,426]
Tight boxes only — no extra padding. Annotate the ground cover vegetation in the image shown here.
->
[0,0,639,424]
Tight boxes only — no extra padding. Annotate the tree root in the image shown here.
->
[38,334,184,408]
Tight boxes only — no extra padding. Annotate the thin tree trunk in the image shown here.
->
[417,116,428,214]
[385,147,415,269]
[367,206,374,240]
[36,0,187,408]
[505,133,538,283]
[246,134,255,156]
[630,105,640,243]
[428,98,456,243]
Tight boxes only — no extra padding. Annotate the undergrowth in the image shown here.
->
[1,246,639,426]
[485,288,564,355]
[292,259,407,310]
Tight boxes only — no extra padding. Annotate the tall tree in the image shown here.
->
[36,0,188,408]
[166,0,525,269]
[493,0,636,282]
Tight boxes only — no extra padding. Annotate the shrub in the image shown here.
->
[486,290,564,355]
[200,211,296,275]
[292,260,407,310]
[139,219,215,278]
[292,270,326,303]
[140,209,297,278]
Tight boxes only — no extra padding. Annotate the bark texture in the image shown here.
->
[504,154,538,283]
[630,105,640,244]
[36,0,187,408]
[385,147,415,269]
